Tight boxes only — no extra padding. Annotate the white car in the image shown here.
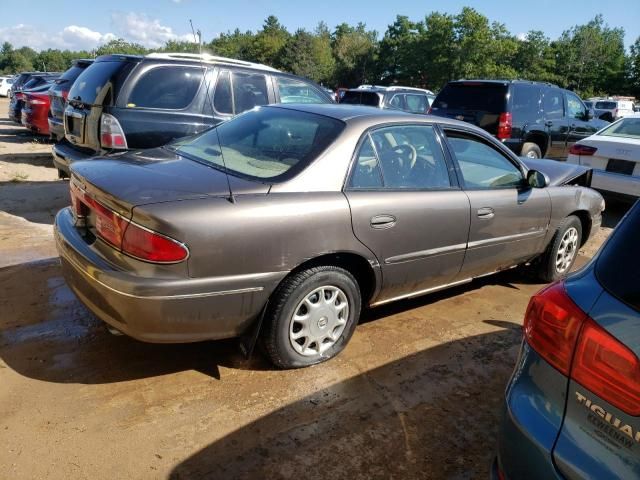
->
[566,114,640,198]
[592,99,636,121]
[0,76,13,97]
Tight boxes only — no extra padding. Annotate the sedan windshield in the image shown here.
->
[597,117,640,139]
[174,107,344,181]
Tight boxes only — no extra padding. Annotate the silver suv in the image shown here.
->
[339,85,435,114]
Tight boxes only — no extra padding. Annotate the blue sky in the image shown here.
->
[1,0,639,51]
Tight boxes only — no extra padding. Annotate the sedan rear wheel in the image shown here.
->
[262,266,361,369]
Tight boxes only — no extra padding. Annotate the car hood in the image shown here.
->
[520,158,593,187]
[70,147,270,216]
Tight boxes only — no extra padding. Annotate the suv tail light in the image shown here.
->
[569,144,597,156]
[497,112,512,140]
[524,282,586,375]
[524,281,640,416]
[100,113,128,150]
[572,319,640,415]
[69,181,188,263]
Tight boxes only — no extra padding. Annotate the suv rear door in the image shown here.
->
[114,63,209,148]
[209,68,275,117]
[565,90,599,149]
[542,87,569,158]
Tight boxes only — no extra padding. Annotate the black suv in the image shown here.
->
[53,53,334,176]
[48,59,94,142]
[429,80,609,159]
[339,85,435,114]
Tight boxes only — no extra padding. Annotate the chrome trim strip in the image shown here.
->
[370,278,472,307]
[59,237,267,301]
[385,243,467,264]
[466,229,546,249]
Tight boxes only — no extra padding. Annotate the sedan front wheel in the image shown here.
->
[262,266,361,369]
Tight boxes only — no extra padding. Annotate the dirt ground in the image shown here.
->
[0,96,631,479]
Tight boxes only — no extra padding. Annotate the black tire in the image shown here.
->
[261,266,361,369]
[521,142,542,159]
[536,215,582,283]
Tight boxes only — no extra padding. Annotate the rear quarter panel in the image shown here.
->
[133,192,380,284]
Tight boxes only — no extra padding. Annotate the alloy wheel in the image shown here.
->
[555,227,579,274]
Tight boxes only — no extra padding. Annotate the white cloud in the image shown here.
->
[110,12,193,49]
[516,32,527,41]
[0,23,115,51]
[0,12,191,51]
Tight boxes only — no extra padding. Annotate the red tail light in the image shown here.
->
[569,144,597,156]
[523,282,586,375]
[572,319,640,415]
[525,280,640,416]
[497,112,512,140]
[427,107,433,114]
[69,181,188,263]
[100,113,128,149]
[122,223,189,263]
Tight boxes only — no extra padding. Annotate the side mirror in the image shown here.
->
[586,109,594,120]
[527,169,548,188]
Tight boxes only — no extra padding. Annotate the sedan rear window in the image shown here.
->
[597,117,640,139]
[595,201,640,312]
[432,83,508,113]
[173,107,344,181]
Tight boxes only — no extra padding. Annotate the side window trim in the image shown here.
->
[211,68,235,116]
[441,127,527,190]
[345,122,460,192]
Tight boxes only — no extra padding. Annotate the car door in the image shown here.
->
[565,91,596,149]
[441,128,551,279]
[542,87,569,158]
[345,123,471,304]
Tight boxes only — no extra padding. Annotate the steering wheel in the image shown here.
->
[391,144,417,172]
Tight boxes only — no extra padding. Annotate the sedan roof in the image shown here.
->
[268,103,481,130]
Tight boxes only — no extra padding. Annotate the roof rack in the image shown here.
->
[355,84,434,94]
[386,86,434,94]
[145,52,280,72]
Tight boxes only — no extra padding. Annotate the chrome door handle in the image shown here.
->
[477,207,495,219]
[370,214,397,229]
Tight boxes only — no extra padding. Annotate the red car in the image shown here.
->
[21,91,51,135]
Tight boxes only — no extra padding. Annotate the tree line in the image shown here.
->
[2,7,639,98]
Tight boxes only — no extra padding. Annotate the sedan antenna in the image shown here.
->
[189,20,235,204]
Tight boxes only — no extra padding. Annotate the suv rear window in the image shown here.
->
[596,201,640,312]
[595,101,617,109]
[51,65,88,93]
[68,60,133,105]
[340,91,381,107]
[128,66,203,109]
[432,83,508,113]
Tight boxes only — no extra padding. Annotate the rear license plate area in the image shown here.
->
[606,159,636,175]
[65,110,85,143]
